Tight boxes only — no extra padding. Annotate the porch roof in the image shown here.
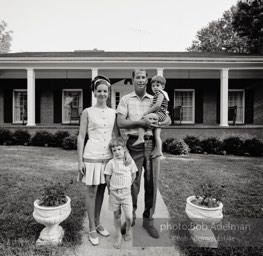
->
[0,51,263,71]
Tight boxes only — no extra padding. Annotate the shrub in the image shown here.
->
[0,128,14,145]
[54,130,70,147]
[163,138,189,155]
[62,136,77,150]
[243,138,263,157]
[38,180,72,207]
[222,136,245,156]
[13,129,31,145]
[200,137,223,155]
[193,178,224,208]
[31,131,55,147]
[184,136,203,154]
[162,137,175,152]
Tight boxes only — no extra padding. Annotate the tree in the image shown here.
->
[232,0,263,54]
[0,20,13,53]
[187,6,250,53]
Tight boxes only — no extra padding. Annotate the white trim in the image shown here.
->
[174,89,195,124]
[13,89,27,124]
[62,89,83,124]
[228,89,245,124]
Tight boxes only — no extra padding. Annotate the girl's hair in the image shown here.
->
[109,137,126,150]
[151,75,166,85]
[91,75,111,92]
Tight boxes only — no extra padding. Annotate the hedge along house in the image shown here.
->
[0,51,263,140]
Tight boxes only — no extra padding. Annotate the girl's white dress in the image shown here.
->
[80,106,116,185]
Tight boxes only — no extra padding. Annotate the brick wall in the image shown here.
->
[40,88,54,125]
[203,89,217,125]
[254,82,263,125]
[160,126,263,141]
[0,88,3,125]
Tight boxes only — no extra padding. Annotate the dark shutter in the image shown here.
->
[216,90,220,124]
[53,89,62,123]
[245,89,254,124]
[4,89,13,123]
[36,90,41,123]
[195,89,203,123]
[83,88,91,109]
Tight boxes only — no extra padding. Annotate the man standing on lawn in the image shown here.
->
[117,69,171,238]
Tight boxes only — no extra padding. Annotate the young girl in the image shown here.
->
[132,75,169,159]
[77,75,119,246]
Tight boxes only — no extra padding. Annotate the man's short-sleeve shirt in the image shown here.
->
[117,91,153,136]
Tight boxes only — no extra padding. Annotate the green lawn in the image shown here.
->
[0,146,86,256]
[0,146,263,256]
[159,153,263,255]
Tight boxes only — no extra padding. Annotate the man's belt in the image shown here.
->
[128,134,153,141]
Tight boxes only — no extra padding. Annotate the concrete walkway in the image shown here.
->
[76,175,182,256]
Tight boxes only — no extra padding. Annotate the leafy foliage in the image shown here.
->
[187,6,250,53]
[200,137,223,155]
[193,179,224,208]
[39,180,72,207]
[0,20,13,53]
[232,0,263,54]
[184,136,203,154]
[31,130,55,146]
[62,136,77,150]
[222,136,245,155]
[0,128,14,145]
[13,129,31,145]
[162,137,189,155]
[243,137,263,156]
[54,130,70,147]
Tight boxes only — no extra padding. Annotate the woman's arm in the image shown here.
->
[112,114,121,138]
[77,109,88,174]
[143,93,164,116]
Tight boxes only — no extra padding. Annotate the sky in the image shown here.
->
[1,0,239,53]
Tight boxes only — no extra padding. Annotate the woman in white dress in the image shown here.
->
[77,75,119,245]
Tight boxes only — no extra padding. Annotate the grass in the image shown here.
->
[159,153,263,256]
[0,146,86,256]
[1,146,263,256]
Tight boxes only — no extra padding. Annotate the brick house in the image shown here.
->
[0,51,263,140]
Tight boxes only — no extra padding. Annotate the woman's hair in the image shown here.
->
[109,137,126,150]
[151,75,166,85]
[91,75,111,92]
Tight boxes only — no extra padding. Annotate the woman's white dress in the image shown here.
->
[80,106,116,185]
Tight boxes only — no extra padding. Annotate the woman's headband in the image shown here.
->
[91,75,111,91]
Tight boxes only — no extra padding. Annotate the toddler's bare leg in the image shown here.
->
[151,128,163,159]
[113,209,122,249]
[132,127,145,146]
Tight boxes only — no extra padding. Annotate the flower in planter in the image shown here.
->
[38,180,73,207]
[192,178,224,208]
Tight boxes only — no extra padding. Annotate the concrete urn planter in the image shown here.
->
[185,196,223,248]
[33,196,71,246]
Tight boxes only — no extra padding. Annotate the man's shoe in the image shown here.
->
[121,219,135,235]
[143,220,159,239]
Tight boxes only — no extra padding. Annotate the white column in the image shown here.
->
[220,69,229,126]
[26,68,36,126]
[91,69,98,106]
[157,68,163,76]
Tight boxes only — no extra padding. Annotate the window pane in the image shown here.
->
[228,91,244,122]
[63,90,82,123]
[175,91,193,122]
[14,91,27,122]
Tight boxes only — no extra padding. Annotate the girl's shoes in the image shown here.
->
[96,224,110,237]
[89,230,99,246]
